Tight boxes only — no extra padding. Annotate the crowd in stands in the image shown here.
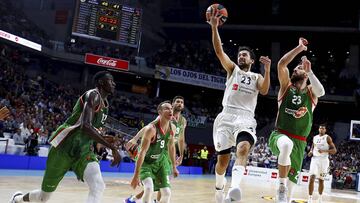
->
[147,40,358,96]
[0,0,51,47]
[0,43,359,190]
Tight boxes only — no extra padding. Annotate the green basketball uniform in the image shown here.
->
[269,84,315,183]
[42,89,108,192]
[140,120,173,191]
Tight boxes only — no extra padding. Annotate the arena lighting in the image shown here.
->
[0,30,42,51]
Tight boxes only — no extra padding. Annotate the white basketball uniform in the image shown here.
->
[213,65,259,152]
[309,134,330,179]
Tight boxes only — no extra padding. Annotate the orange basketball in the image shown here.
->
[206,4,228,26]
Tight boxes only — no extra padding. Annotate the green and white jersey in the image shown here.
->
[144,120,173,164]
[49,89,108,147]
[172,114,186,144]
[276,84,315,138]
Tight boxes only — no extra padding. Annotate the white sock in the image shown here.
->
[215,172,226,189]
[319,194,322,199]
[130,195,138,201]
[309,195,313,199]
[279,178,287,186]
[230,165,245,188]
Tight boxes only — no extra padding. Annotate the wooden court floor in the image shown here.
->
[1,170,359,203]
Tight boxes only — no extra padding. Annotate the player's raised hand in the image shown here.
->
[301,56,312,73]
[259,56,271,73]
[0,106,10,121]
[299,37,308,51]
[208,9,222,28]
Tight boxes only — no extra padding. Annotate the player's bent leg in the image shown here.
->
[142,177,154,203]
[215,148,231,203]
[84,162,105,203]
[225,133,253,203]
[159,187,171,203]
[276,136,293,203]
[277,136,293,168]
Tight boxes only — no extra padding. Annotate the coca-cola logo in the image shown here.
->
[271,172,277,179]
[302,175,309,182]
[97,58,117,67]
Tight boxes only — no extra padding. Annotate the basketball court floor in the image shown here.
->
[1,170,359,203]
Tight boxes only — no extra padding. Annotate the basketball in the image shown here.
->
[206,4,228,26]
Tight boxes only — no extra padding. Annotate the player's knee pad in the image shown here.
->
[84,162,106,193]
[277,136,293,166]
[142,177,154,202]
[29,190,52,202]
[159,187,171,203]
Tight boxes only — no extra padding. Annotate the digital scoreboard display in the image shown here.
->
[72,0,142,48]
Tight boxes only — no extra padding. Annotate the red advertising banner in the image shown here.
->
[85,53,129,71]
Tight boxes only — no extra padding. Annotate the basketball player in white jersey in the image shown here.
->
[208,9,271,203]
[307,124,336,203]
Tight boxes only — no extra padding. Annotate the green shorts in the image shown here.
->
[269,130,307,184]
[41,129,98,192]
[140,155,170,191]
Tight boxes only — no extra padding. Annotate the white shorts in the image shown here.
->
[309,157,329,179]
[213,108,257,152]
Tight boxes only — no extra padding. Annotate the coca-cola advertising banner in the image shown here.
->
[85,53,129,71]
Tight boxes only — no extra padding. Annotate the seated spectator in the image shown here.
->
[12,128,24,145]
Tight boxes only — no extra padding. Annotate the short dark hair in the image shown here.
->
[157,100,172,111]
[172,95,184,103]
[93,71,111,85]
[238,46,256,60]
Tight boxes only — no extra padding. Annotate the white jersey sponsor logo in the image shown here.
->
[222,65,259,114]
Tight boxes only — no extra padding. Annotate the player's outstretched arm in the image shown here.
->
[257,56,271,95]
[278,38,308,89]
[302,56,325,98]
[80,91,120,167]
[131,125,155,189]
[209,8,235,75]
[126,118,160,151]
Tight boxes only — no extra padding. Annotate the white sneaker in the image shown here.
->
[215,178,227,203]
[9,191,22,203]
[276,184,288,203]
[318,195,323,203]
[224,187,242,203]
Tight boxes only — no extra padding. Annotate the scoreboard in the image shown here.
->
[71,0,142,48]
